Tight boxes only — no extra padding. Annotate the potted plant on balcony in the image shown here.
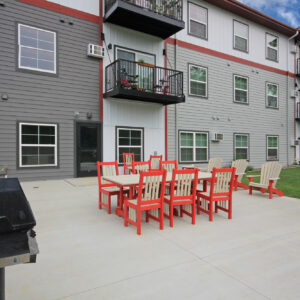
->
[120,79,131,89]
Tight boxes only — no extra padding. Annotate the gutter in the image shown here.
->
[286,30,299,166]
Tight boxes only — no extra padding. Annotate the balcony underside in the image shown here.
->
[104,87,185,105]
[104,0,185,39]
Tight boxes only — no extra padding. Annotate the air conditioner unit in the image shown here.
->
[291,90,299,98]
[211,133,223,142]
[290,45,297,54]
[291,139,299,146]
[87,44,104,58]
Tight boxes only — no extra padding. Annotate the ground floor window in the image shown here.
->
[179,131,208,162]
[116,127,143,163]
[19,122,57,167]
[234,134,249,160]
[267,135,279,160]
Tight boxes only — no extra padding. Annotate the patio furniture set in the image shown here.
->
[97,154,284,235]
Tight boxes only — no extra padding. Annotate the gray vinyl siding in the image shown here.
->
[0,0,100,180]
[167,43,294,168]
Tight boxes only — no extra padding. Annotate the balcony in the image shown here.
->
[297,59,300,77]
[297,102,300,120]
[104,0,184,39]
[104,59,185,105]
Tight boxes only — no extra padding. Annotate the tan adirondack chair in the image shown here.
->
[248,162,284,199]
[205,157,222,172]
[231,159,249,191]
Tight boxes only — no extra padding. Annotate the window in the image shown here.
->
[234,134,249,160]
[189,65,207,97]
[234,75,248,103]
[266,83,279,108]
[117,127,143,163]
[19,123,57,167]
[233,20,248,52]
[267,136,279,160]
[266,33,278,62]
[179,131,208,162]
[188,3,208,39]
[18,24,56,73]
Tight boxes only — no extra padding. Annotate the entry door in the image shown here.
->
[76,123,101,177]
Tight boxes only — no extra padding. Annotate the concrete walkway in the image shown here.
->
[6,178,300,300]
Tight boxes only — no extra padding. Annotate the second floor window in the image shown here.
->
[266,83,279,108]
[266,33,278,62]
[189,65,207,97]
[18,24,56,74]
[233,20,248,52]
[234,75,248,104]
[188,3,208,40]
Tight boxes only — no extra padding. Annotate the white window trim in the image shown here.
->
[179,131,208,163]
[19,122,58,168]
[18,24,57,74]
[267,135,279,161]
[189,64,208,97]
[266,82,279,108]
[188,3,208,39]
[233,20,249,52]
[266,33,278,61]
[116,127,144,164]
[234,75,248,104]
[234,134,249,160]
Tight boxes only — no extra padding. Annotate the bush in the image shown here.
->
[246,165,254,172]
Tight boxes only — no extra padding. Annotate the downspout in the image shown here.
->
[175,34,178,161]
[286,31,299,166]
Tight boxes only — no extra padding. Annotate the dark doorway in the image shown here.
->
[76,122,102,177]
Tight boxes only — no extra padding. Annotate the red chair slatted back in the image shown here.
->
[132,161,151,174]
[136,170,167,207]
[209,167,236,198]
[97,161,119,188]
[123,153,135,166]
[150,155,163,170]
[160,160,178,172]
[169,168,198,201]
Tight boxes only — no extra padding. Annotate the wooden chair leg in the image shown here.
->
[99,192,102,210]
[137,210,142,235]
[146,211,149,223]
[180,206,183,217]
[124,204,128,227]
[209,201,213,222]
[228,198,232,219]
[170,205,173,227]
[268,180,274,199]
[197,195,200,215]
[235,175,238,191]
[160,207,164,230]
[192,203,195,225]
[249,186,252,195]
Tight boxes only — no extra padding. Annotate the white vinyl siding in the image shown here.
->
[267,136,279,160]
[266,33,278,62]
[234,75,248,103]
[189,65,207,97]
[18,24,56,73]
[117,127,143,164]
[188,3,208,39]
[234,134,249,160]
[179,131,208,162]
[266,83,279,108]
[234,20,248,52]
[19,123,57,167]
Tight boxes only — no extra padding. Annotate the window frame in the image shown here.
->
[266,135,279,161]
[233,74,249,104]
[234,133,250,161]
[18,23,57,74]
[233,19,249,53]
[116,126,144,165]
[188,2,208,40]
[188,64,208,98]
[265,33,279,62]
[266,82,279,109]
[18,122,58,168]
[178,130,209,163]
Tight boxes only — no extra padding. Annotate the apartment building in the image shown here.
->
[0,0,299,180]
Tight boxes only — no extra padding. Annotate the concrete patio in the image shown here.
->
[6,177,300,300]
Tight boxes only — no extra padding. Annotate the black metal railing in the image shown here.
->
[105,59,184,98]
[297,102,300,119]
[297,58,300,76]
[105,0,183,21]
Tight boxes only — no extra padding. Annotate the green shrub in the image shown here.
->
[246,165,254,172]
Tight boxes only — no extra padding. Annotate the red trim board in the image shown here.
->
[18,0,100,23]
[167,38,295,78]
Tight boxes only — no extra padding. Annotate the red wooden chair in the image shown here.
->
[123,170,167,235]
[160,160,178,172]
[164,168,198,227]
[150,155,163,170]
[123,153,135,174]
[197,167,236,222]
[97,161,128,214]
[132,161,151,174]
